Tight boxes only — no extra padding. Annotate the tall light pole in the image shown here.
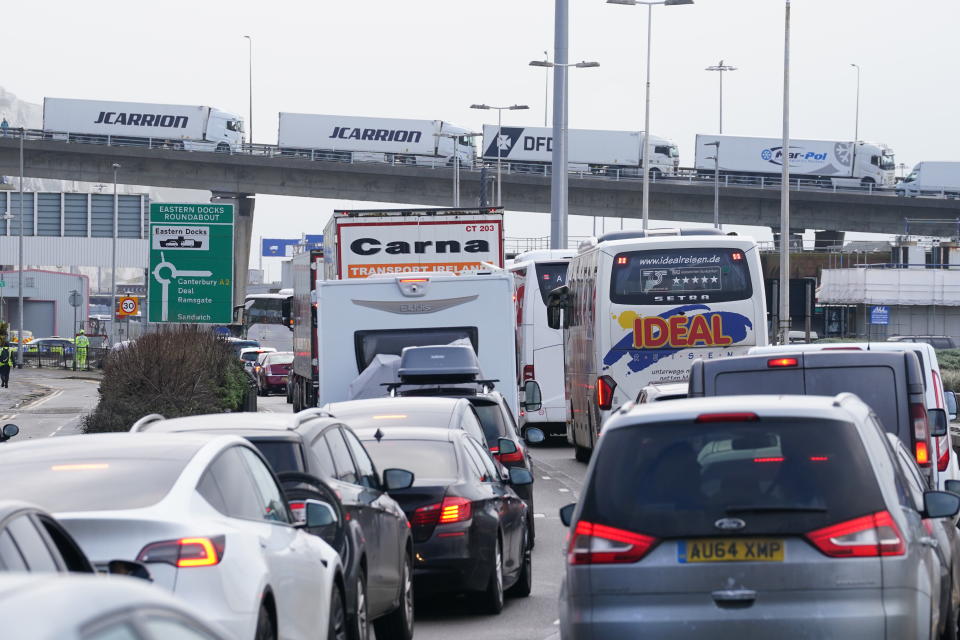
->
[704,140,720,228]
[543,50,550,127]
[530,59,600,248]
[1,211,10,329]
[243,36,253,147]
[16,128,24,367]
[705,60,737,134]
[850,63,860,141]
[778,0,792,345]
[435,131,482,206]
[608,0,694,231]
[111,163,120,348]
[470,104,529,207]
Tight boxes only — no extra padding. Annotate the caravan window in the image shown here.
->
[354,327,479,372]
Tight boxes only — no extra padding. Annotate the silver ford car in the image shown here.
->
[559,394,960,639]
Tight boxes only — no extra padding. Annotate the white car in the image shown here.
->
[240,347,277,374]
[0,573,231,640]
[0,433,347,640]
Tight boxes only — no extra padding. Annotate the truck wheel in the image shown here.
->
[292,381,302,413]
[575,444,591,463]
[860,177,875,188]
[216,142,230,153]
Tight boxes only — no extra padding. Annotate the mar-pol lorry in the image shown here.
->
[694,134,896,188]
[481,125,679,176]
[42,97,244,152]
[288,254,521,419]
[322,207,504,280]
[278,113,475,166]
[896,162,960,197]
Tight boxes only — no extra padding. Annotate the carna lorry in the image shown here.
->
[42,97,244,152]
[321,207,505,279]
[694,134,896,188]
[288,256,520,419]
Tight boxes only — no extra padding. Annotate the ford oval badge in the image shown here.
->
[714,517,746,531]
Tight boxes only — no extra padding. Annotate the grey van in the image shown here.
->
[688,350,946,488]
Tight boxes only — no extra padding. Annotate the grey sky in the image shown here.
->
[3,0,956,278]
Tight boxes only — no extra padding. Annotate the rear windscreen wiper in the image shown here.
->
[725,505,827,514]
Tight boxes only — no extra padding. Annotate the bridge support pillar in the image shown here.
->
[210,192,255,321]
[814,230,845,250]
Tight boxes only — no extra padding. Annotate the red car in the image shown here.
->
[257,351,294,395]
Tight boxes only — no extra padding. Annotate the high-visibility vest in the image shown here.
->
[75,335,90,348]
[0,347,11,366]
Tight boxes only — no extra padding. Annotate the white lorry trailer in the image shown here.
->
[481,125,679,176]
[896,162,960,197]
[278,113,475,166]
[322,207,505,279]
[694,134,896,188]
[42,97,244,152]
[288,253,520,418]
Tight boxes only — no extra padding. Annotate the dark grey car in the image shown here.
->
[559,394,960,639]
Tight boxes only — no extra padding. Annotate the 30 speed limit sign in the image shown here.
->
[118,296,140,317]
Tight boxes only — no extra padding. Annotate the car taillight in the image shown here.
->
[767,357,798,367]
[568,520,657,565]
[137,536,226,568]
[596,375,616,411]
[806,511,905,558]
[912,402,932,468]
[938,437,951,472]
[413,496,473,528]
[522,365,535,382]
[490,445,524,464]
[289,501,306,524]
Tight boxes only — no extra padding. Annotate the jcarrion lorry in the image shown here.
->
[277,113,475,166]
[694,134,896,187]
[321,207,505,280]
[42,97,244,152]
[481,125,679,176]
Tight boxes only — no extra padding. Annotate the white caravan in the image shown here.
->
[896,162,960,197]
[42,97,244,152]
[278,113,475,167]
[509,249,575,436]
[295,270,520,418]
[481,125,679,176]
[547,229,768,461]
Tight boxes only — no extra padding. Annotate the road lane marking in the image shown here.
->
[22,389,63,410]
[534,513,546,519]
[558,488,570,493]
[541,476,552,480]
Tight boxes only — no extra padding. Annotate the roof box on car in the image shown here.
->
[398,345,482,384]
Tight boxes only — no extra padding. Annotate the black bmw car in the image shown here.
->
[355,425,533,614]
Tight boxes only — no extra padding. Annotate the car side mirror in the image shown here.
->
[946,391,958,421]
[498,438,518,456]
[930,409,949,438]
[924,490,960,519]
[1,423,19,442]
[524,427,546,445]
[108,560,152,581]
[383,468,414,491]
[559,503,576,527]
[946,479,960,496]
[508,467,533,486]
[523,381,542,412]
[305,500,337,528]
[546,285,570,330]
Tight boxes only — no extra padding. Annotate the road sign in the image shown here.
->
[870,305,890,325]
[118,296,139,317]
[261,238,300,257]
[68,291,82,308]
[0,281,5,288]
[148,203,234,324]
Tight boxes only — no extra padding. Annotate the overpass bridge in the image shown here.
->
[1,132,958,237]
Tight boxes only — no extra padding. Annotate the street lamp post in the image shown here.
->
[529,59,600,248]
[469,104,529,207]
[1,211,10,327]
[850,63,860,141]
[111,163,120,348]
[608,0,694,231]
[435,131,482,206]
[543,50,550,127]
[16,128,24,367]
[778,0,792,345]
[244,36,253,147]
[705,60,737,134]
[704,141,720,228]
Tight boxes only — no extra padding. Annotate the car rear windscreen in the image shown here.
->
[250,439,305,473]
[354,327,479,372]
[714,366,901,433]
[580,419,884,539]
[0,458,190,512]
[610,248,752,305]
[536,262,569,304]
[472,402,508,446]
[267,354,295,366]
[360,439,459,486]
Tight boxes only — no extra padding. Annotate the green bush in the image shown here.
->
[83,326,250,433]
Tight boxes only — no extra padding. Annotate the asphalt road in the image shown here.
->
[258,392,588,640]
[0,367,100,440]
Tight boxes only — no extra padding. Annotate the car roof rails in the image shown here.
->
[290,407,335,429]
[598,228,724,243]
[130,414,166,432]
